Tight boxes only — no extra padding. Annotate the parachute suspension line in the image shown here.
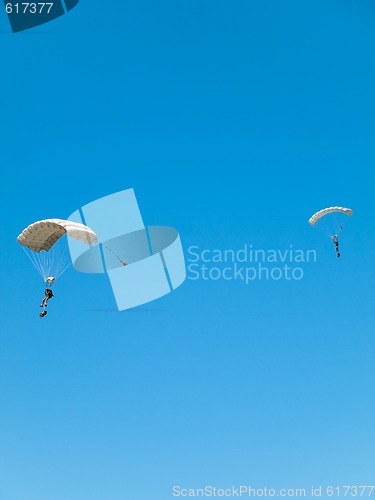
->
[51,245,61,279]
[49,250,54,277]
[34,253,46,281]
[39,254,48,281]
[54,237,73,279]
[54,261,71,280]
[32,254,45,280]
[43,250,51,279]
[23,248,46,281]
[26,250,41,278]
[334,215,343,231]
[39,251,50,281]
[43,236,71,282]
[100,244,128,267]
[23,240,71,284]
[314,217,332,238]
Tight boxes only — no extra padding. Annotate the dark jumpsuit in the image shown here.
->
[41,288,54,307]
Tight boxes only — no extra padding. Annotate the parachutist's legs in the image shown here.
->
[335,244,340,258]
[41,297,50,308]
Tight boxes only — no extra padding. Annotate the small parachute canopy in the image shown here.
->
[308,207,353,226]
[17,219,98,253]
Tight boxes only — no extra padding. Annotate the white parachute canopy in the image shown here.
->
[17,219,98,282]
[17,219,98,252]
[308,207,353,226]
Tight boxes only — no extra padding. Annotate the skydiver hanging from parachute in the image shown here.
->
[17,219,99,318]
[309,207,353,258]
[332,235,340,258]
[39,277,55,317]
[18,218,129,319]
[41,287,54,309]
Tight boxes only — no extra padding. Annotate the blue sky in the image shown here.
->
[1,0,375,498]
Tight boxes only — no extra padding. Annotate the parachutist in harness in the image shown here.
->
[40,286,54,318]
[17,220,98,319]
[39,276,55,317]
[41,287,54,307]
[332,235,340,258]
